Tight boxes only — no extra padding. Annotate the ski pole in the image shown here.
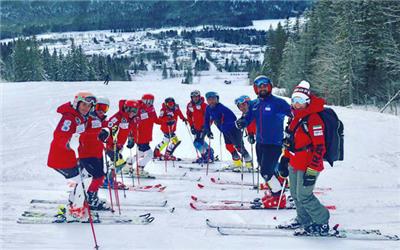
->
[134,126,141,185]
[251,141,255,187]
[129,148,136,187]
[257,163,260,194]
[112,140,121,215]
[239,129,245,206]
[78,167,99,250]
[184,123,200,159]
[104,150,114,213]
[219,131,223,162]
[206,137,212,176]
[276,178,287,211]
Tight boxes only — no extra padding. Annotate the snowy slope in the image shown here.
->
[1,73,399,250]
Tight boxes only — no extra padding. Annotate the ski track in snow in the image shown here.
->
[1,73,400,250]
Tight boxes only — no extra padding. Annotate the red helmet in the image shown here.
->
[124,100,140,113]
[142,93,154,105]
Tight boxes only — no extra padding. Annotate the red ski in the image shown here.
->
[128,184,167,192]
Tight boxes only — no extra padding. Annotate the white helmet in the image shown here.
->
[97,96,110,106]
[72,91,96,109]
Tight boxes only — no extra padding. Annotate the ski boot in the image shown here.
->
[277,217,302,230]
[153,148,163,159]
[294,224,329,236]
[261,192,286,209]
[87,191,111,211]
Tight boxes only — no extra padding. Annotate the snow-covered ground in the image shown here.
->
[1,72,399,250]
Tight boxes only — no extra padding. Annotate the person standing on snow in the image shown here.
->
[78,96,111,211]
[277,81,330,236]
[47,91,96,219]
[203,91,252,170]
[154,97,187,161]
[105,99,140,169]
[125,93,160,176]
[236,75,291,208]
[234,95,256,146]
[186,90,214,163]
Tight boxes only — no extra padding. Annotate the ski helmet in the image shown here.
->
[205,91,219,100]
[95,96,110,113]
[142,93,154,105]
[124,99,140,113]
[190,90,201,97]
[165,97,175,108]
[253,75,272,95]
[234,95,251,107]
[72,91,96,110]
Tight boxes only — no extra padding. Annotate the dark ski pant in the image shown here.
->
[223,127,249,158]
[255,143,282,181]
[289,166,330,226]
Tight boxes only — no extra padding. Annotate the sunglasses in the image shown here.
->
[125,107,138,113]
[291,96,308,105]
[95,103,109,113]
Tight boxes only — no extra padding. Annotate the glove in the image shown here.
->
[190,126,197,135]
[127,138,135,149]
[167,120,175,126]
[278,157,290,178]
[247,134,255,144]
[235,118,247,129]
[98,128,110,142]
[207,131,214,139]
[303,167,318,186]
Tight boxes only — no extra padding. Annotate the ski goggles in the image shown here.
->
[78,96,97,105]
[142,99,154,105]
[125,106,138,113]
[234,95,250,106]
[190,90,201,97]
[254,77,271,87]
[291,96,308,105]
[95,103,109,113]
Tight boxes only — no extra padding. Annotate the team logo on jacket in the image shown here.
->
[313,125,323,136]
[140,112,149,120]
[264,106,271,111]
[76,124,85,134]
[92,120,102,128]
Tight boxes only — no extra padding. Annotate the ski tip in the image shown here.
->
[326,205,336,210]
[189,203,197,210]
[210,177,216,183]
[159,186,167,192]
[169,207,176,213]
[217,227,228,235]
[191,195,198,201]
[197,183,205,189]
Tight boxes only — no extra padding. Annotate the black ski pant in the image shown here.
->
[223,127,249,158]
[256,143,282,181]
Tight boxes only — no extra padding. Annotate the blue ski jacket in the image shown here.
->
[204,103,237,134]
[245,95,291,145]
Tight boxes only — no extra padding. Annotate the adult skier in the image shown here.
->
[203,91,252,169]
[186,90,214,163]
[278,81,330,236]
[47,91,96,219]
[78,96,110,210]
[154,97,187,160]
[236,75,291,208]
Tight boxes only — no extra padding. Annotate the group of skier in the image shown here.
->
[47,75,330,236]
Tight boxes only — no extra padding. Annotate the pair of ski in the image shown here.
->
[178,164,248,173]
[101,183,166,192]
[189,195,336,211]
[123,171,202,182]
[17,211,154,225]
[206,219,399,241]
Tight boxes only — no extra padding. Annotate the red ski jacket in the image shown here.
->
[78,113,108,159]
[47,102,86,169]
[283,95,326,172]
[159,103,185,134]
[134,102,160,144]
[186,97,207,131]
[106,100,138,150]
[247,120,256,135]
